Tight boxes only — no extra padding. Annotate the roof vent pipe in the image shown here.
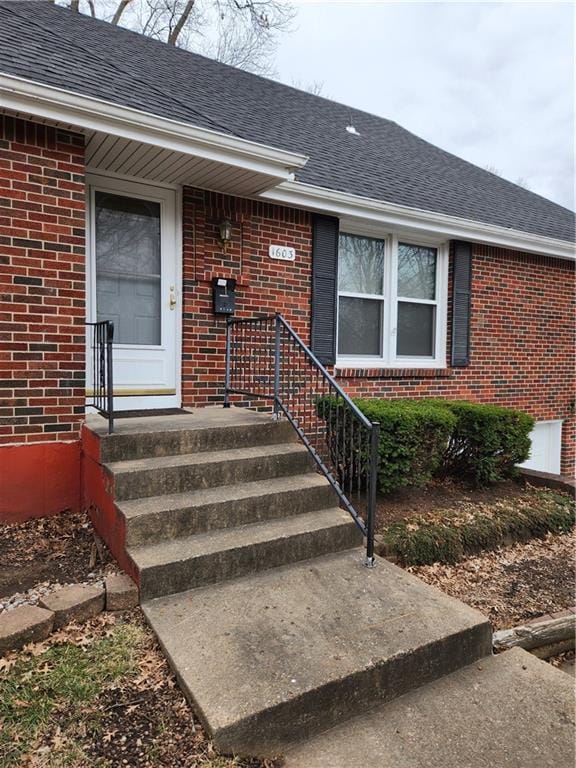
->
[346,114,360,136]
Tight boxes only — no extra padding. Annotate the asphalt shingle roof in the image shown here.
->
[0,0,573,243]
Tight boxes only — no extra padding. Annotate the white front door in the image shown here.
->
[87,175,180,411]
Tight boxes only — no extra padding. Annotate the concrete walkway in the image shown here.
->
[143,550,491,755]
[283,649,575,768]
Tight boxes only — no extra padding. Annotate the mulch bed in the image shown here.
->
[408,530,575,630]
[375,477,529,528]
[0,511,112,601]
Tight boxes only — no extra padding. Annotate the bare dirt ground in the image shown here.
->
[0,611,278,768]
[0,511,113,601]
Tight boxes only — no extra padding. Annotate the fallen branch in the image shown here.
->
[493,614,575,653]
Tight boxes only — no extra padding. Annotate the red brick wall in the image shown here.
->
[336,246,575,475]
[181,187,312,406]
[0,116,86,444]
[181,196,575,473]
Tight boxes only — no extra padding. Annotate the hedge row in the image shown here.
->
[318,397,534,492]
[377,488,574,566]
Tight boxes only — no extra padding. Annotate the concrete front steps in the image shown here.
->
[133,508,358,599]
[84,408,360,600]
[143,550,493,756]
[84,407,573,764]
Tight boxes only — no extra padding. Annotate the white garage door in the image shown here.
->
[520,420,562,475]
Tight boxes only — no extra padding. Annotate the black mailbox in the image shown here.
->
[212,277,237,315]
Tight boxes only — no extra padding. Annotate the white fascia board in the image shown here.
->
[262,181,575,262]
[0,73,308,180]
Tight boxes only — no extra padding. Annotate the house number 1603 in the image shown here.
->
[269,244,296,261]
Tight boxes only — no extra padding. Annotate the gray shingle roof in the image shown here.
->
[0,0,573,243]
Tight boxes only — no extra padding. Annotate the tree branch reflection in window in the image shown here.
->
[95,192,162,345]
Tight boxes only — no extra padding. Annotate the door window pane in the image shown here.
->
[95,192,161,345]
[338,296,382,356]
[397,302,435,357]
[338,234,385,295]
[397,243,436,300]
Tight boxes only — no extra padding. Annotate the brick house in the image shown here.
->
[0,1,574,522]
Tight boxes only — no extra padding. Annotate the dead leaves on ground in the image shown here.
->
[409,530,575,630]
[1,610,277,768]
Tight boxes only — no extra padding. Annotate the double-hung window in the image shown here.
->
[337,233,447,367]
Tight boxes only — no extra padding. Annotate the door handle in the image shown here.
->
[169,285,177,310]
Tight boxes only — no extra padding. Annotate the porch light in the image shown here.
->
[219,218,233,250]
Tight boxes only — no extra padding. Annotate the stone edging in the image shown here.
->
[0,573,138,656]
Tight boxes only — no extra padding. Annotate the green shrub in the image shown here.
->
[379,488,574,565]
[317,397,456,493]
[435,400,534,485]
[357,399,457,492]
[317,396,534,493]
[384,520,464,565]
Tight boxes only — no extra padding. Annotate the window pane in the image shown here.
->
[397,302,435,357]
[95,192,161,345]
[338,234,385,295]
[398,243,437,300]
[338,296,382,356]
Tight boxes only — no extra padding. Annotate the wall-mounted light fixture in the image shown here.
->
[219,218,233,251]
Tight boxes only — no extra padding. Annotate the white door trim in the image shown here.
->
[86,172,182,411]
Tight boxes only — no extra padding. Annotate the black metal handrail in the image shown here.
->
[224,313,379,566]
[86,320,114,434]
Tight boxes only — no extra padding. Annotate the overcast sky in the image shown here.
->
[274,1,574,210]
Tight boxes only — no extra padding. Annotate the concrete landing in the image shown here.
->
[142,549,492,756]
[86,405,273,437]
[88,407,296,463]
[284,648,575,768]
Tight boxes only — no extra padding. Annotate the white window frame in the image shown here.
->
[336,232,448,369]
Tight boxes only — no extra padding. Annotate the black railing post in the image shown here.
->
[86,319,114,435]
[224,317,232,408]
[273,314,281,419]
[106,322,114,434]
[365,421,380,567]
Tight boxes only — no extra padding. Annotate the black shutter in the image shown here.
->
[451,240,472,366]
[311,215,339,365]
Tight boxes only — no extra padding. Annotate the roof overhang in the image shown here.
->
[262,181,575,262]
[0,73,308,194]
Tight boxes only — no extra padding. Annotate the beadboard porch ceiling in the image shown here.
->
[84,129,280,195]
